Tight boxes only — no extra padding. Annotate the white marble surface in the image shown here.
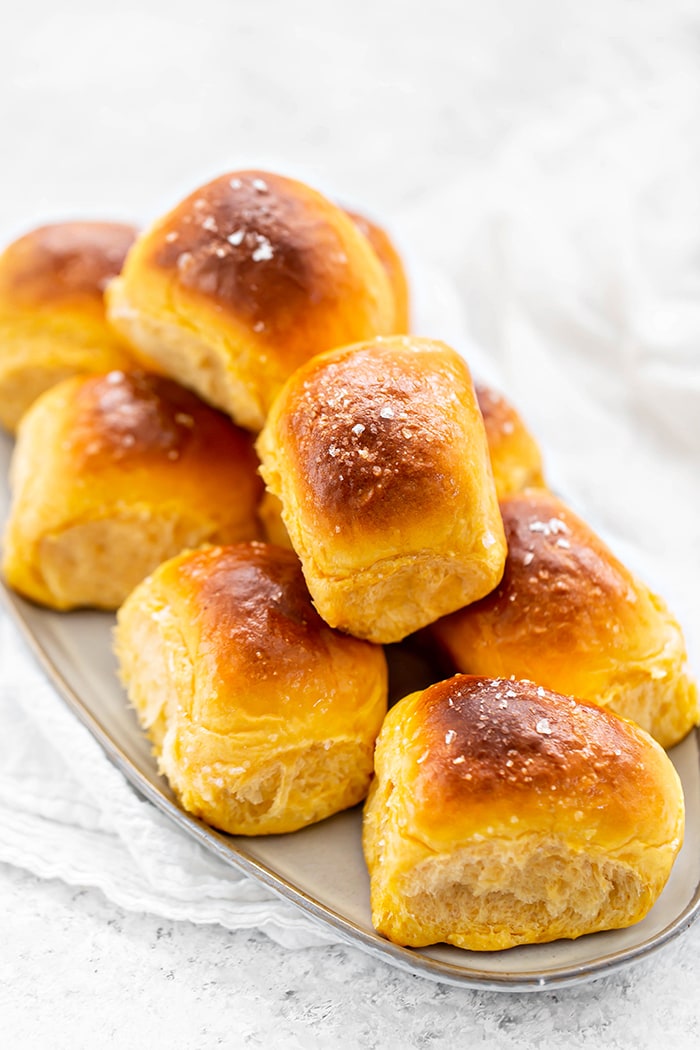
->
[2,1,700,1046]
[2,861,700,1049]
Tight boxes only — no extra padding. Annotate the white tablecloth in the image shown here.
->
[1,3,700,1043]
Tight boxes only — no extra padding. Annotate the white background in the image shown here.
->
[2,2,700,1047]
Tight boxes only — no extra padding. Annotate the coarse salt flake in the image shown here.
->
[252,237,274,262]
[536,718,553,736]
[227,229,245,246]
[379,406,394,419]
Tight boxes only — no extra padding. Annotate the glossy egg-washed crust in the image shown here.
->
[474,383,546,498]
[427,489,699,748]
[256,335,507,643]
[256,377,544,549]
[2,371,263,609]
[0,221,137,306]
[362,674,684,949]
[0,221,138,431]
[344,209,410,332]
[106,171,397,430]
[114,543,388,835]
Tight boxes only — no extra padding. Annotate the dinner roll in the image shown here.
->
[256,335,507,644]
[259,380,545,548]
[475,383,546,498]
[106,171,397,431]
[427,489,699,749]
[0,221,138,431]
[345,209,410,333]
[363,674,685,950]
[114,542,388,835]
[2,370,263,610]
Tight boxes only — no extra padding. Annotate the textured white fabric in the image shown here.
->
[0,613,339,949]
[0,10,699,951]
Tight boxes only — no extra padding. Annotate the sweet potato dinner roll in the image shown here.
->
[474,383,545,498]
[256,336,507,644]
[2,370,263,610]
[114,543,388,835]
[345,209,410,333]
[362,675,685,951]
[106,171,397,431]
[0,221,138,431]
[427,489,699,749]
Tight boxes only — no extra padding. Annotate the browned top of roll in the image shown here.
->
[144,171,391,339]
[416,675,639,806]
[62,370,261,481]
[433,488,655,661]
[269,336,480,536]
[476,490,643,648]
[391,674,682,852]
[152,542,385,724]
[0,221,138,306]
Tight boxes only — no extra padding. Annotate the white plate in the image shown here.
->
[1,430,699,992]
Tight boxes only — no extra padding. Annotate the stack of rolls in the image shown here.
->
[0,167,696,953]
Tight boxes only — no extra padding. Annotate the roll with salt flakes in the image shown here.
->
[363,674,685,950]
[106,171,398,431]
[256,335,507,644]
[427,489,699,748]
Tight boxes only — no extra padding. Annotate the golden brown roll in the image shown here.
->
[114,542,388,835]
[0,221,138,431]
[427,489,699,749]
[475,382,546,498]
[256,335,507,644]
[106,171,397,431]
[2,370,263,610]
[345,209,410,333]
[363,674,685,951]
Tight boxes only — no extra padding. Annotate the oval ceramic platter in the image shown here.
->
[1,430,699,993]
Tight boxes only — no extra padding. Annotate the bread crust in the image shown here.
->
[363,674,685,950]
[427,489,699,748]
[106,171,397,430]
[256,335,507,643]
[0,221,138,430]
[2,371,263,609]
[114,542,388,835]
